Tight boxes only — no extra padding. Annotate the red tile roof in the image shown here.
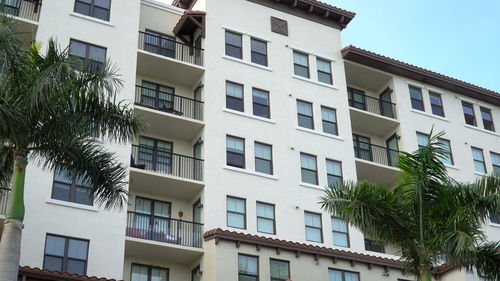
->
[341,45,500,104]
[306,0,356,17]
[19,266,119,281]
[173,10,205,37]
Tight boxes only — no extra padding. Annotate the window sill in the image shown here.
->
[299,182,323,190]
[46,198,98,212]
[444,164,459,171]
[222,55,272,72]
[223,108,276,124]
[69,12,114,27]
[292,75,338,90]
[409,109,450,122]
[489,223,500,228]
[464,124,499,137]
[224,165,279,180]
[295,126,344,141]
[474,172,488,177]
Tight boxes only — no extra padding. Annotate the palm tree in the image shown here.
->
[321,131,500,281]
[0,17,143,280]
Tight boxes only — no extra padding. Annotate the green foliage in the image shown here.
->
[320,130,500,280]
[0,16,144,210]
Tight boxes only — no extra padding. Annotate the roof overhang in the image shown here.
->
[342,46,500,106]
[173,10,206,43]
[172,0,195,9]
[18,266,119,281]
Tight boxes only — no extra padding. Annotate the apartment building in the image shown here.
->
[0,0,499,281]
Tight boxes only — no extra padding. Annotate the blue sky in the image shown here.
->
[326,0,500,93]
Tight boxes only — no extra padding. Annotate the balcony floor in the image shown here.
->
[349,107,399,137]
[129,168,203,200]
[125,237,203,264]
[355,158,399,188]
[136,50,204,87]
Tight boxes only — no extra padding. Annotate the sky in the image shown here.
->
[325,0,500,93]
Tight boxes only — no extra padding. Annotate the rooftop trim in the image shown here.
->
[342,45,500,106]
[18,266,119,281]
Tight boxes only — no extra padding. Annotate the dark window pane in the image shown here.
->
[251,52,267,66]
[298,115,313,129]
[253,103,269,118]
[75,186,93,205]
[294,65,308,78]
[226,96,243,112]
[93,6,109,21]
[251,39,267,66]
[225,31,241,47]
[322,121,337,135]
[411,99,424,111]
[227,152,244,168]
[431,104,444,117]
[45,235,65,256]
[74,2,91,16]
[52,182,71,202]
[318,71,332,84]
[67,259,86,275]
[94,0,111,8]
[226,45,242,59]
[44,256,63,272]
[255,158,271,174]
[301,169,317,185]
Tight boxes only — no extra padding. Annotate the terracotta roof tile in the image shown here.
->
[173,10,205,37]
[19,266,120,281]
[306,0,356,17]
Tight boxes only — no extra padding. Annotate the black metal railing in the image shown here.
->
[348,94,397,119]
[0,188,10,216]
[1,0,41,22]
[138,31,204,66]
[126,211,203,248]
[130,145,203,181]
[135,85,203,121]
[353,141,399,167]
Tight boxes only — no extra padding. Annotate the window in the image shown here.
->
[74,0,111,21]
[347,87,366,110]
[429,92,444,117]
[409,86,424,111]
[480,107,495,131]
[300,153,318,185]
[225,31,242,59]
[328,269,359,281]
[43,234,89,275]
[352,134,372,161]
[69,39,106,71]
[132,197,171,241]
[331,218,349,247]
[364,239,385,253]
[462,102,476,126]
[143,30,176,58]
[256,202,275,234]
[304,211,323,242]
[251,38,267,66]
[252,88,270,118]
[326,160,342,187]
[317,58,332,84]
[226,81,244,112]
[293,51,309,78]
[472,147,486,174]
[297,100,314,129]
[226,136,245,168]
[140,81,175,112]
[438,138,454,165]
[321,106,338,135]
[254,142,272,175]
[52,169,93,206]
[137,136,173,172]
[491,152,500,175]
[131,264,169,281]
[227,196,246,229]
[416,132,429,148]
[238,254,258,281]
[270,259,289,281]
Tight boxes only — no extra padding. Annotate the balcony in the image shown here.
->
[2,0,40,45]
[353,142,399,187]
[134,85,203,141]
[125,211,203,263]
[136,31,204,87]
[129,145,203,199]
[348,94,399,137]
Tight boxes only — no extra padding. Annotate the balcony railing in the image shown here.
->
[1,0,41,22]
[348,94,397,119]
[353,141,399,167]
[135,85,203,121]
[130,145,203,181]
[0,188,10,216]
[138,31,204,66]
[126,211,203,248]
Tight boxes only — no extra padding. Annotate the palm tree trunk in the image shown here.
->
[0,154,27,281]
[420,270,432,281]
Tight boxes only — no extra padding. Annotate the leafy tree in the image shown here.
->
[0,17,143,280]
[321,131,500,281]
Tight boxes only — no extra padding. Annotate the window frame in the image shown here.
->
[409,85,424,111]
[293,50,309,78]
[238,254,259,281]
[74,0,111,21]
[43,234,90,275]
[490,151,500,175]
[321,106,338,136]
[296,99,314,130]
[250,37,268,66]
[326,159,343,188]
[130,263,170,281]
[300,152,318,185]
[252,87,270,119]
[331,217,349,248]
[69,39,107,71]
[472,147,487,174]
[328,268,360,281]
[364,238,385,253]
[51,169,93,206]
[304,211,323,243]
[438,137,454,166]
[429,92,445,117]
[256,201,276,235]
[225,30,243,59]
[269,258,290,281]
[226,135,245,168]
[347,87,366,110]
[316,57,332,85]
[226,196,246,229]
[480,107,495,132]
[226,80,244,112]
[462,101,477,126]
[254,141,273,175]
